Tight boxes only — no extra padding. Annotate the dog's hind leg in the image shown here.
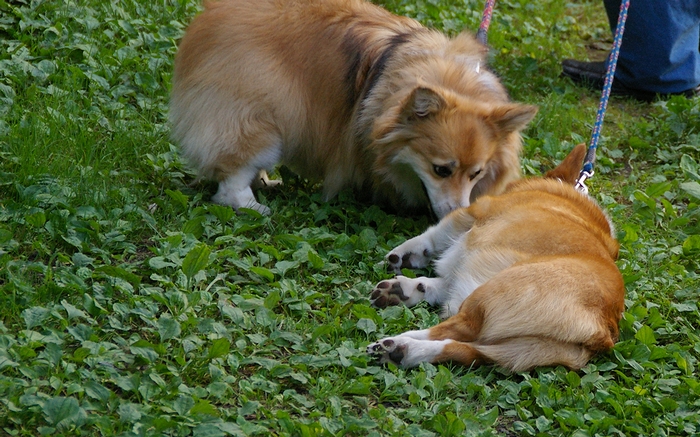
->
[367,335,489,368]
[212,143,282,215]
[367,310,485,368]
[366,334,593,371]
[213,167,271,215]
[370,276,446,308]
[386,208,476,272]
[470,338,594,372]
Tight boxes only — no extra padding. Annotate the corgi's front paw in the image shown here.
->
[366,337,407,366]
[370,277,426,308]
[386,236,433,272]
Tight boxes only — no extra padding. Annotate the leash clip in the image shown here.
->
[575,170,594,195]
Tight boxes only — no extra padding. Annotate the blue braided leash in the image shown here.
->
[475,0,496,45]
[475,0,630,193]
[575,0,631,194]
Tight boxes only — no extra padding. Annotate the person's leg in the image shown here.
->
[603,0,700,94]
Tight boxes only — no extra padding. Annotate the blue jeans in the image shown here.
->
[604,0,700,93]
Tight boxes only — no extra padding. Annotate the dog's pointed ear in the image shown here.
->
[401,86,446,122]
[487,104,538,135]
[544,143,587,184]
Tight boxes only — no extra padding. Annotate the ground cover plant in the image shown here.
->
[0,0,699,435]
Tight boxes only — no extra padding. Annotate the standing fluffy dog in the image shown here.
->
[367,145,625,371]
[170,0,538,217]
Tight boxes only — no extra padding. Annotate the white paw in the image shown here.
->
[386,236,433,273]
[367,335,449,368]
[366,337,408,366]
[369,277,426,308]
[212,186,271,216]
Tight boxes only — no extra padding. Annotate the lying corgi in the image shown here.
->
[368,144,625,371]
[170,0,538,217]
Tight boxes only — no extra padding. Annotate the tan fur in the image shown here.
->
[368,144,625,371]
[170,0,537,217]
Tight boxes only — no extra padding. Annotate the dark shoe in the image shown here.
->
[561,59,606,88]
[562,58,700,102]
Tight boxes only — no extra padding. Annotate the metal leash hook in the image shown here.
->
[575,170,594,195]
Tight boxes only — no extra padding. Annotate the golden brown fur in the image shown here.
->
[170,0,537,217]
[367,144,625,371]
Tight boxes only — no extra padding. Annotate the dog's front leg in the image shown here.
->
[386,208,475,272]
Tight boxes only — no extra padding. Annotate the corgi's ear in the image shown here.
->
[487,104,538,135]
[401,86,446,121]
[544,143,587,184]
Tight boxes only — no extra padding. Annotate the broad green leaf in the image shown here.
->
[84,381,111,402]
[42,397,84,428]
[307,249,325,269]
[25,210,46,227]
[554,409,585,427]
[356,318,376,335]
[182,243,211,279]
[118,403,142,422]
[238,401,259,416]
[645,181,672,198]
[208,338,230,360]
[61,300,87,319]
[566,371,581,387]
[192,424,226,437]
[274,260,298,277]
[183,216,205,238]
[130,341,159,363]
[173,394,194,416]
[635,325,656,346]
[680,154,700,181]
[249,266,275,281]
[207,382,230,398]
[96,266,142,285]
[135,72,158,90]
[22,306,50,329]
[208,203,235,225]
[659,397,679,412]
[264,291,281,310]
[190,400,219,416]
[680,181,700,199]
[342,379,371,395]
[157,315,181,341]
[682,234,700,256]
[478,406,499,427]
[355,228,378,250]
[149,256,176,269]
[165,189,189,210]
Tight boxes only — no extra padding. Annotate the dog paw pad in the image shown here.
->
[367,338,406,365]
[370,280,406,308]
[387,254,400,265]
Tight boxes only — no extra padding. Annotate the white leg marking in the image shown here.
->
[386,213,472,273]
[367,334,451,368]
[213,166,271,215]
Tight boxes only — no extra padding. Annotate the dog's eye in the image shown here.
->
[433,164,452,178]
[470,169,482,181]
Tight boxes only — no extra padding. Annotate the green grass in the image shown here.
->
[1,0,699,435]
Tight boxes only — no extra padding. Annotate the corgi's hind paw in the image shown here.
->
[370,277,426,308]
[367,335,449,368]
